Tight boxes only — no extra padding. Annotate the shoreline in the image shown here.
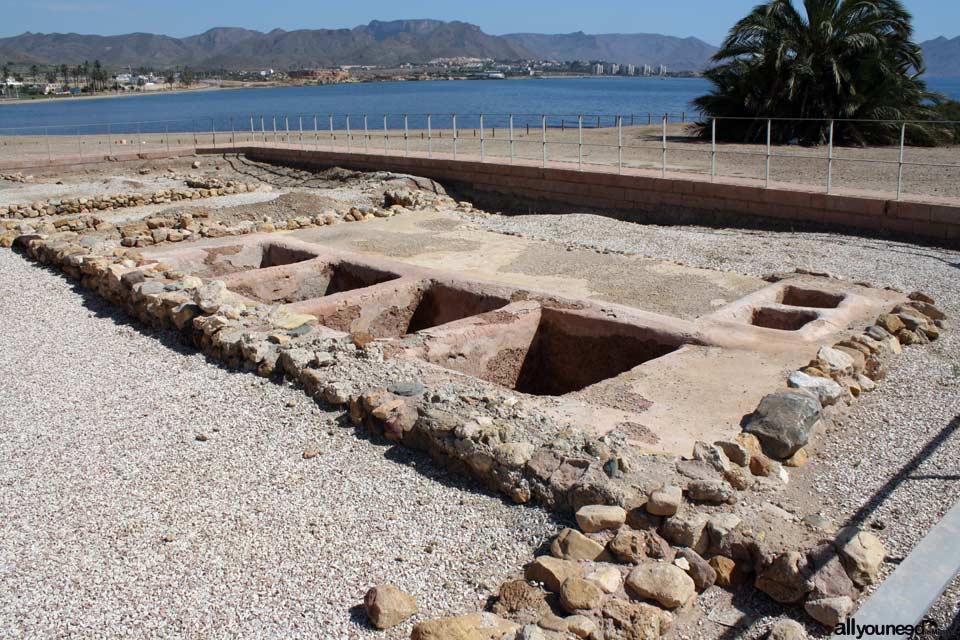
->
[0,83,272,106]
[0,75,707,108]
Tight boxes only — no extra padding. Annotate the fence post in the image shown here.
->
[661,114,667,177]
[107,122,112,154]
[298,115,303,150]
[541,114,547,167]
[897,122,906,201]
[711,118,717,181]
[346,115,352,152]
[77,127,83,158]
[578,114,583,171]
[509,114,515,164]
[383,114,388,154]
[364,114,369,153]
[137,121,144,154]
[330,114,335,150]
[261,115,266,144]
[249,116,255,145]
[230,116,235,149]
[765,119,772,188]
[404,114,409,157]
[272,116,277,144]
[480,114,485,162]
[314,114,319,148]
[427,114,432,158]
[827,120,834,195]
[617,115,623,175]
[46,127,52,161]
[453,114,458,160]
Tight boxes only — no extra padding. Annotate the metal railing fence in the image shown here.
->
[2,112,958,202]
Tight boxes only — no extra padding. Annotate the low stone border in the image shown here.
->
[0,178,264,220]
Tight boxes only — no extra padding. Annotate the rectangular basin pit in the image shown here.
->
[223,261,401,304]
[298,281,512,339]
[751,307,819,331]
[414,306,685,396]
[779,286,845,309]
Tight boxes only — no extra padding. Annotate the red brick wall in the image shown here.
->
[221,146,960,246]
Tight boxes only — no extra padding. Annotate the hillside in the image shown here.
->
[0,20,533,69]
[504,31,718,70]
[921,36,960,77]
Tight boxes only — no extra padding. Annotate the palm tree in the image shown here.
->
[60,64,70,88]
[30,64,38,82]
[694,0,942,145]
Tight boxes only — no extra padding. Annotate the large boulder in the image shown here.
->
[625,562,696,609]
[744,391,822,459]
[363,584,418,630]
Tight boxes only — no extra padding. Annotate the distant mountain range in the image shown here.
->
[0,20,957,76]
[921,36,960,78]
[504,32,718,71]
[0,20,717,71]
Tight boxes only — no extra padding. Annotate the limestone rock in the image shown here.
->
[551,528,609,562]
[816,346,854,375]
[585,565,623,594]
[676,547,717,592]
[685,479,735,504]
[876,313,905,335]
[709,556,740,588]
[560,577,604,612]
[660,511,708,554]
[492,580,550,624]
[363,584,418,630]
[804,596,854,628]
[566,615,598,638]
[837,528,885,586]
[692,441,730,472]
[601,600,671,640]
[767,619,807,640]
[625,562,696,609]
[647,485,682,516]
[526,556,583,593]
[744,391,822,459]
[754,552,814,604]
[576,505,627,533]
[787,371,844,406]
[411,612,519,640]
[608,529,648,564]
[714,440,750,466]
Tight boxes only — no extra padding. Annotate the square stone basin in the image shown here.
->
[288,280,512,339]
[409,304,687,396]
[221,260,401,304]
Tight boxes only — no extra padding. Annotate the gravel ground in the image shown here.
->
[0,249,561,639]
[462,211,960,637]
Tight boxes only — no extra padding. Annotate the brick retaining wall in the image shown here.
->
[219,145,960,247]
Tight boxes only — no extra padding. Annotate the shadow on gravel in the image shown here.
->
[842,415,960,535]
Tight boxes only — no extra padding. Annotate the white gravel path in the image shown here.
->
[0,249,560,639]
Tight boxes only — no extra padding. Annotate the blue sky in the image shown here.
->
[2,0,957,43]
